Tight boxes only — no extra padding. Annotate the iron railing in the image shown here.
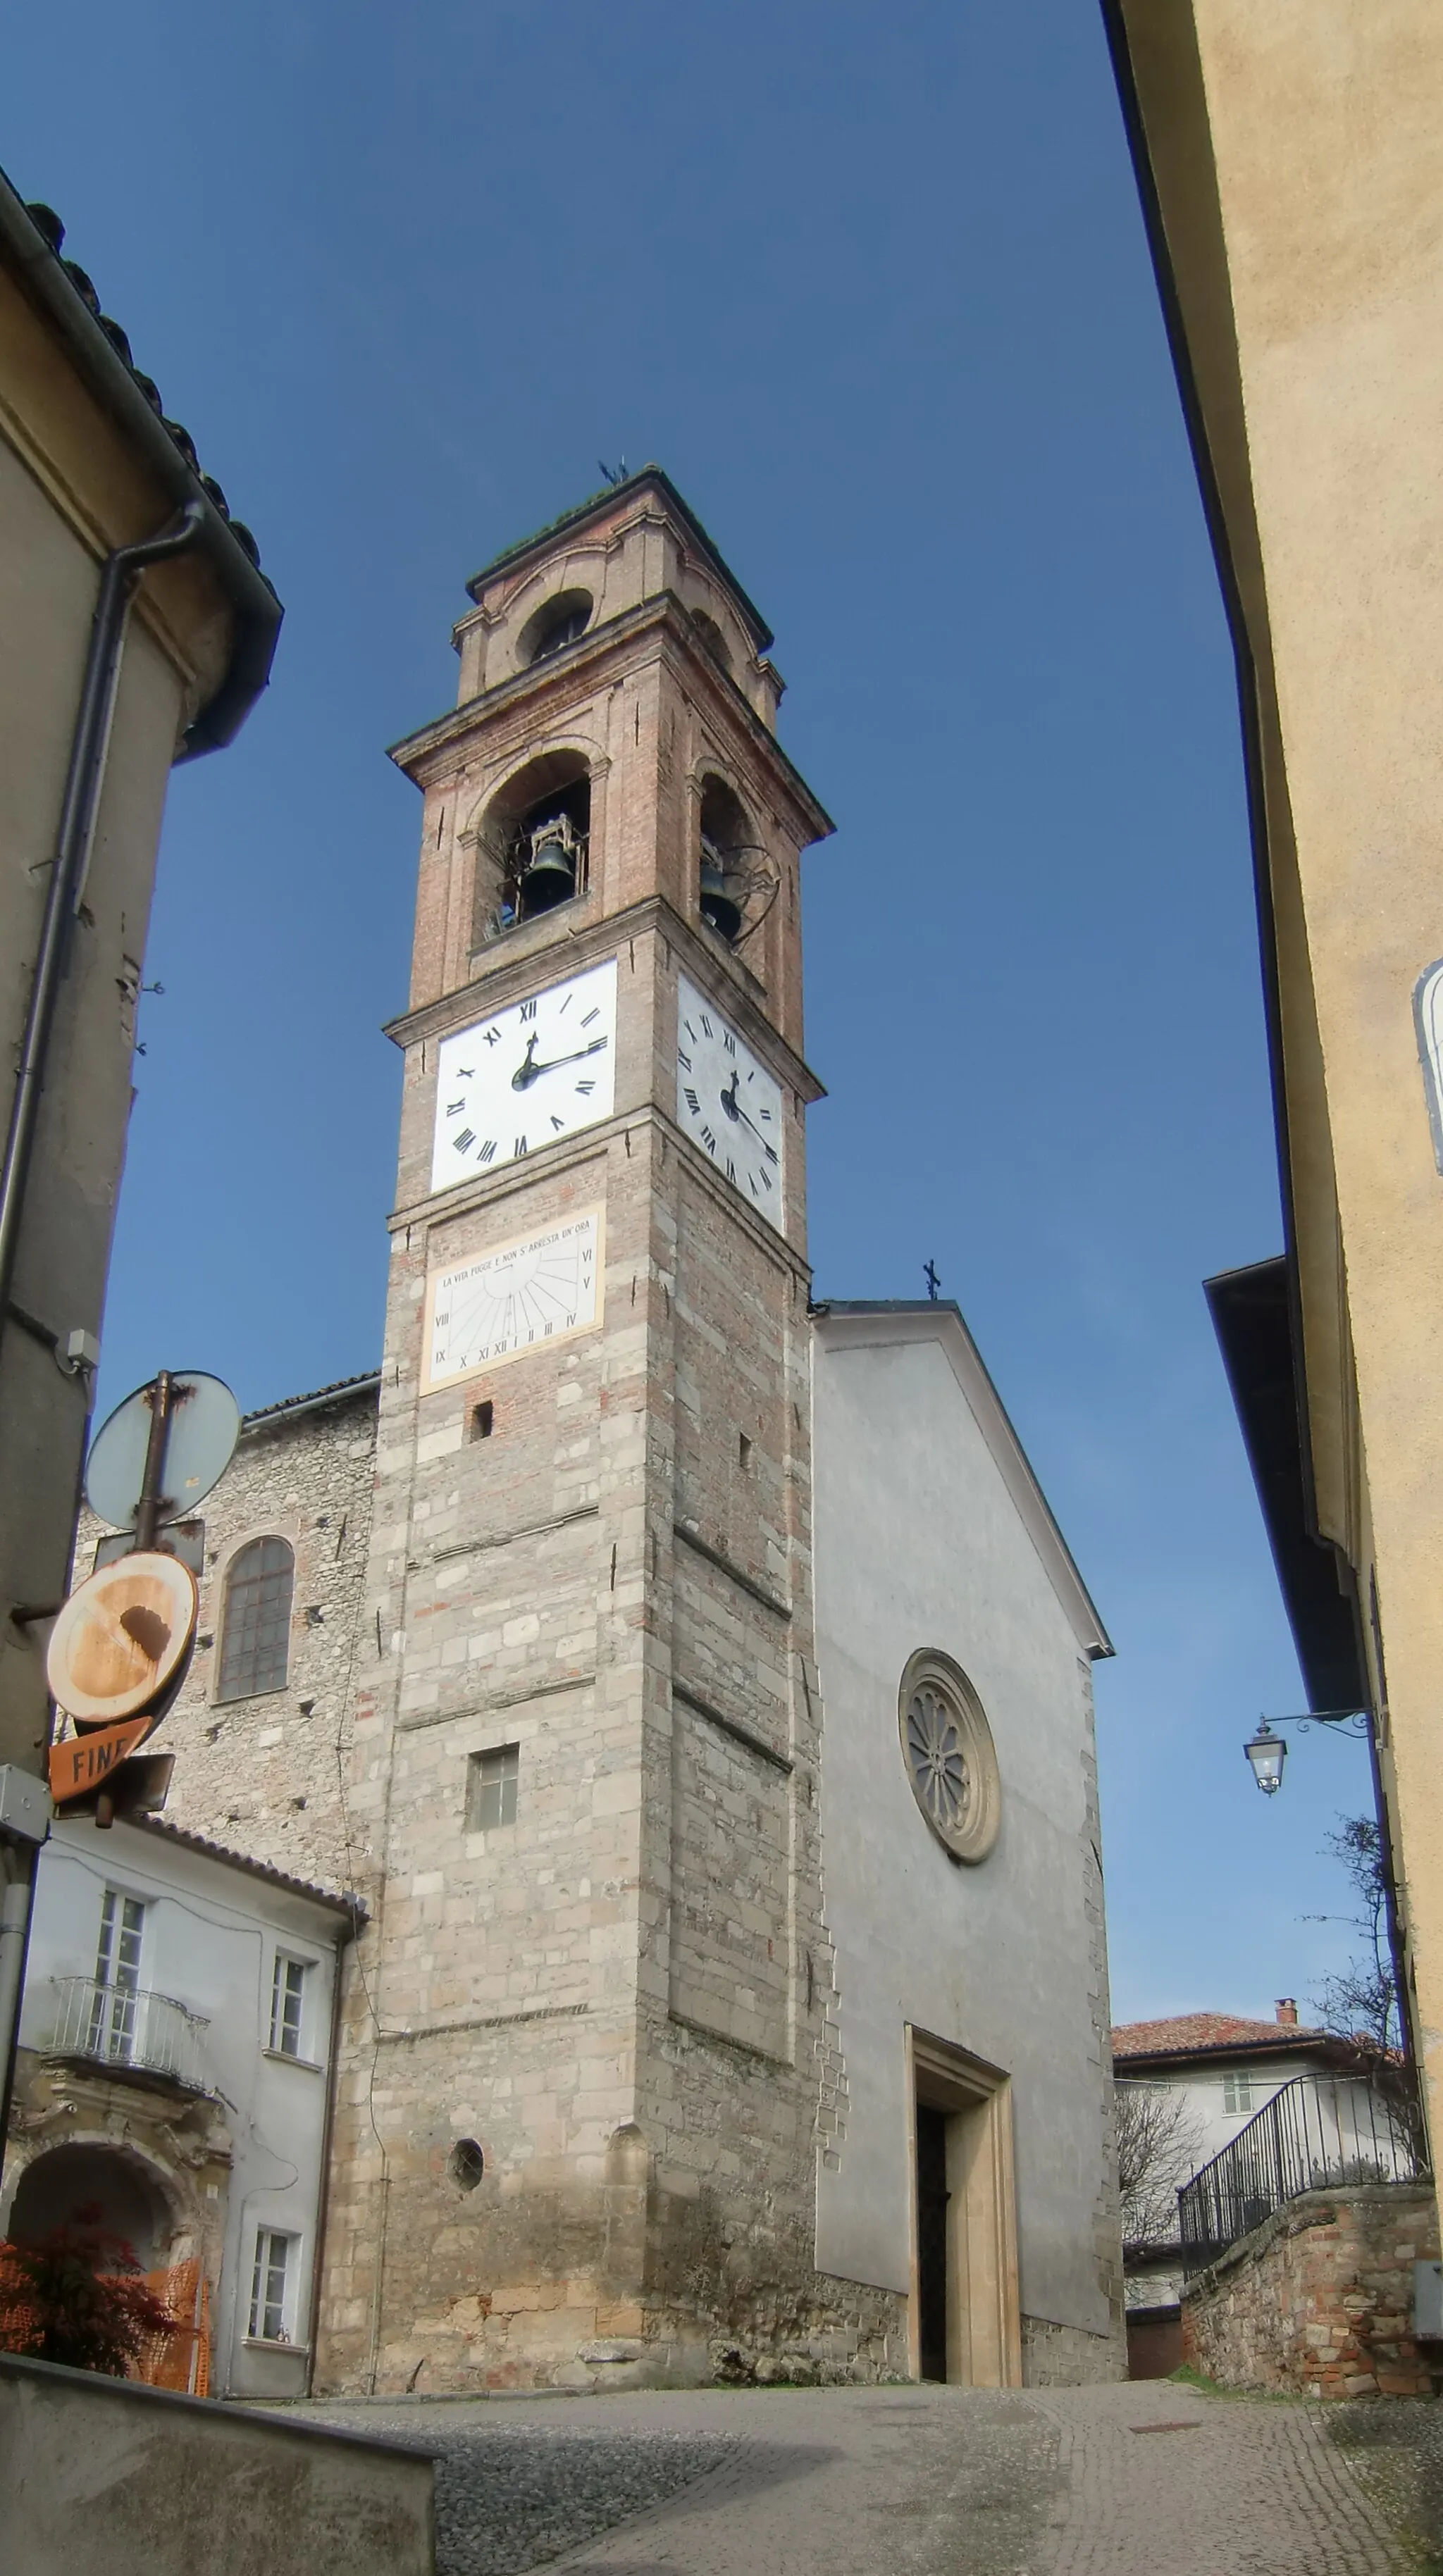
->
[1178,2072,1425,2274]
[44,1975,211,2093]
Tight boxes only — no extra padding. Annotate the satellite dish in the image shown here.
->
[46,1552,198,1728]
[85,1371,240,1532]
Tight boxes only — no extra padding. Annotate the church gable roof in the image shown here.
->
[809,1299,1112,1660]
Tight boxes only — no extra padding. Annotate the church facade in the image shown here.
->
[70,471,1124,2389]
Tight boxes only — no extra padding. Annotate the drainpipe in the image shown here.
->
[304,1905,360,2391]
[0,499,205,1326]
[0,502,204,2152]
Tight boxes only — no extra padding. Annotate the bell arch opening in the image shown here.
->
[698,775,753,945]
[474,750,592,941]
[517,587,593,668]
[690,608,732,673]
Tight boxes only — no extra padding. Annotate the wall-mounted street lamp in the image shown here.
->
[1244,1709,1371,1796]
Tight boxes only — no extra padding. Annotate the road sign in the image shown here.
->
[49,1715,159,1805]
[85,1371,240,1532]
[46,1550,197,1731]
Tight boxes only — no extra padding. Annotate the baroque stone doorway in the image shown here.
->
[908,2028,1022,2387]
[8,2140,173,2267]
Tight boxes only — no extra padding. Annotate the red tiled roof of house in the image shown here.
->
[1112,2012,1324,2059]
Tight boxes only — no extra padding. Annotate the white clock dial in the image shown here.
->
[675,975,785,1228]
[423,1207,603,1387]
[431,958,617,1193]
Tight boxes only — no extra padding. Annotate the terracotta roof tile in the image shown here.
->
[1112,2012,1324,2059]
[132,1814,364,1922]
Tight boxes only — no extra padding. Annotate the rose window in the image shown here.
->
[897,1650,1001,1863]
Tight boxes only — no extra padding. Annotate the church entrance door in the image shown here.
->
[909,2029,1022,2387]
[915,2105,950,2379]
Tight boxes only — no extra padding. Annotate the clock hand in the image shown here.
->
[719,1069,771,1147]
[512,1036,609,1090]
[509,1033,540,1090]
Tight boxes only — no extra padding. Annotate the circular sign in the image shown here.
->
[47,1553,198,1728]
[85,1372,241,1531]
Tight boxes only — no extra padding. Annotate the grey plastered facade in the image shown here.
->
[810,1304,1125,2384]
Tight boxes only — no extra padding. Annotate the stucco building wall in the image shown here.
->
[1101,0,1443,2204]
[0,180,278,1779]
[4,1813,351,2398]
[811,1309,1125,2384]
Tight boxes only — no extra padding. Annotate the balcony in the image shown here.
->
[43,1976,211,2095]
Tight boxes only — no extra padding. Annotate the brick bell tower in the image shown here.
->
[318,470,860,2391]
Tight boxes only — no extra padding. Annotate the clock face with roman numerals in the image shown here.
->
[675,975,784,1228]
[431,958,617,1194]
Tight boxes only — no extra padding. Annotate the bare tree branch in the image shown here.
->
[1114,2080,1205,2246]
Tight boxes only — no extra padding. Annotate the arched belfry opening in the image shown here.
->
[698,775,755,947]
[475,750,591,940]
[518,587,593,669]
[690,608,732,673]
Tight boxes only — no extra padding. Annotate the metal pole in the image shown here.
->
[134,1371,175,1553]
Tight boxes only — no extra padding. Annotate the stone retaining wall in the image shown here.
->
[0,2350,434,2574]
[1182,2184,1439,2398]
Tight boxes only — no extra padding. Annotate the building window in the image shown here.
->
[1222,2072,1258,2116]
[217,1536,295,1700]
[269,1955,309,2058]
[466,1743,519,1831]
[89,1889,144,2062]
[248,2229,297,2342]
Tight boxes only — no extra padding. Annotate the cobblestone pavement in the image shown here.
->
[290,2379,1415,2576]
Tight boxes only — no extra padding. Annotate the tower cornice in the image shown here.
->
[388,592,834,849]
[381,889,827,1107]
[462,466,775,653]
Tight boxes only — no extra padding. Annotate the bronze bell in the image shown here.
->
[519,827,576,917]
[699,841,743,943]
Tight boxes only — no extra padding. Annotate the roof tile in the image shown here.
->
[1112,2011,1323,2059]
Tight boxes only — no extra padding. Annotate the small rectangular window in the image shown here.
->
[1222,2072,1256,2116]
[269,1955,309,2058]
[466,1743,519,1831]
[248,2229,296,2342]
[471,1400,494,1441]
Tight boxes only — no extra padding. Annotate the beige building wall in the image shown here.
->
[1101,3,1443,2165]
[0,175,279,1781]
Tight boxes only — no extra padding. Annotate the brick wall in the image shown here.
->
[1182,2185,1439,2398]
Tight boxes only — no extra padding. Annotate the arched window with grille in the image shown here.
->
[217,1537,294,1701]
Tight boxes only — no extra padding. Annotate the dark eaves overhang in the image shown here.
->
[1204,1257,1367,1713]
[241,1368,383,1433]
[1117,2031,1345,2074]
[464,463,776,657]
[0,169,283,760]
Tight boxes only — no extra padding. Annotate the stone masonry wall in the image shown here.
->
[70,1383,380,1895]
[1182,2186,1440,2398]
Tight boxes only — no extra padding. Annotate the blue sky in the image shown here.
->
[8,0,1375,2021]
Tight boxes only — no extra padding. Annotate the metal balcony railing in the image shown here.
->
[1178,2072,1425,2275]
[44,1976,211,2093]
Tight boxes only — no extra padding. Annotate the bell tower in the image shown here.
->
[319,469,859,2391]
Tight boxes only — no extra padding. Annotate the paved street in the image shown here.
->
[297,2379,1412,2576]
